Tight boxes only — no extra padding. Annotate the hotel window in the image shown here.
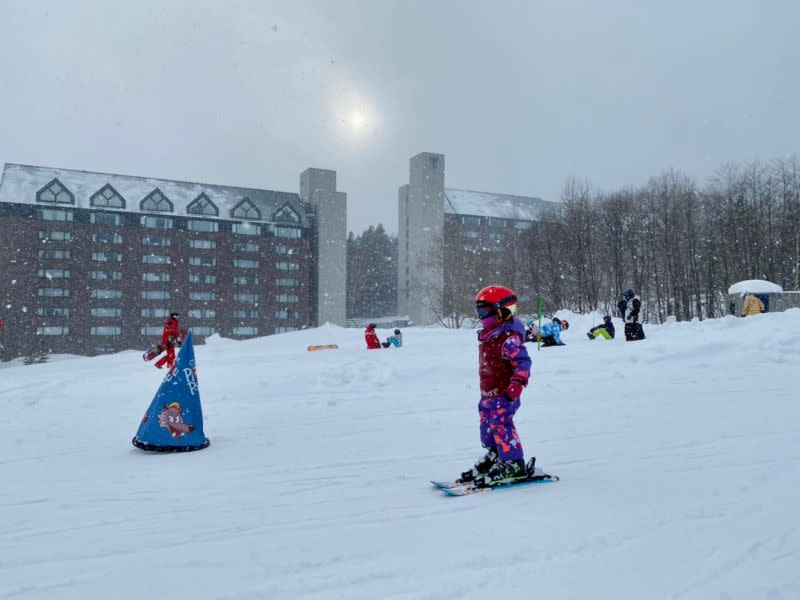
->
[142,254,171,265]
[230,198,261,220]
[234,241,259,252]
[91,326,121,336]
[90,289,122,299]
[91,271,122,281]
[92,251,122,262]
[487,217,508,228]
[187,219,219,232]
[274,227,301,239]
[92,232,123,244]
[38,249,71,259]
[188,239,216,249]
[464,231,480,239]
[142,272,171,282]
[234,293,259,304]
[276,278,299,287]
[90,184,125,208]
[233,309,258,319]
[189,291,216,301]
[275,326,298,334]
[141,290,171,300]
[192,326,216,336]
[275,244,297,255]
[189,256,216,267]
[36,179,74,204]
[188,273,217,284]
[37,307,70,317]
[38,230,72,241]
[90,212,121,226]
[186,193,218,216]
[272,203,301,223]
[91,307,122,317]
[233,326,258,336]
[232,222,261,236]
[233,275,259,286]
[276,293,299,303]
[275,309,299,320]
[514,221,532,230]
[37,208,73,222]
[188,309,216,319]
[142,235,172,247]
[233,258,258,269]
[140,188,173,212]
[141,308,170,318]
[461,215,482,226]
[36,326,69,335]
[38,268,70,279]
[141,326,163,336]
[140,215,173,229]
[276,262,300,271]
[37,288,70,297]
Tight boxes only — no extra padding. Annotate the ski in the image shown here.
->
[433,468,559,497]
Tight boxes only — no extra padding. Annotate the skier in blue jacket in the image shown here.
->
[538,318,568,347]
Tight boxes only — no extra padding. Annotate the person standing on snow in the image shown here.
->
[538,317,568,347]
[587,315,615,340]
[459,285,534,486]
[154,312,181,369]
[364,323,382,349]
[618,289,645,341]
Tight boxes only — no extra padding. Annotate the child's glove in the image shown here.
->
[505,380,524,401]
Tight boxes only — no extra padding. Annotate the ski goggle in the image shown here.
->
[475,296,517,319]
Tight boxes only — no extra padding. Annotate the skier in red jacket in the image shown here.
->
[155,312,181,369]
[364,323,382,349]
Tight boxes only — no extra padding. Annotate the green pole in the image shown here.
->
[537,295,543,352]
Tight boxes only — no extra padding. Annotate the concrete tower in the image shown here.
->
[398,152,445,325]
[300,168,347,326]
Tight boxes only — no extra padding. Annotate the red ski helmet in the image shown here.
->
[475,285,518,320]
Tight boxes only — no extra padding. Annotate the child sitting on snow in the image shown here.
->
[587,315,615,340]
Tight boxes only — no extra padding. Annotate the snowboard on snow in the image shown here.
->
[142,329,187,362]
[432,466,559,497]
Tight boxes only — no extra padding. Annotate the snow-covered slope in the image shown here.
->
[2,312,799,599]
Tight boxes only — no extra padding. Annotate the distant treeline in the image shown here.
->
[520,156,800,322]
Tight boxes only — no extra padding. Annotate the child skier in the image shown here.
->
[364,324,382,349]
[460,285,533,486]
[381,328,403,348]
[538,317,568,347]
[618,289,645,341]
[154,312,181,370]
[587,315,615,340]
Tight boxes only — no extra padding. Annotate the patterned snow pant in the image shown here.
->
[479,395,524,461]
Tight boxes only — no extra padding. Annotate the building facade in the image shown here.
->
[0,163,346,359]
[398,152,559,325]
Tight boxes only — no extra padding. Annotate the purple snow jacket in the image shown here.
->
[477,317,532,399]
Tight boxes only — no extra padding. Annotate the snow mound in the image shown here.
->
[727,279,783,295]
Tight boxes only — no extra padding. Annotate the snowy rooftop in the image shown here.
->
[727,280,784,295]
[444,188,559,222]
[0,163,308,225]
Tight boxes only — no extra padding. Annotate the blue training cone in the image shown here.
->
[132,331,210,452]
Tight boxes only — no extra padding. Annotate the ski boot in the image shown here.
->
[587,332,594,341]
[476,458,527,488]
[459,449,498,483]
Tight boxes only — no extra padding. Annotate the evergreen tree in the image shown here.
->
[347,224,398,318]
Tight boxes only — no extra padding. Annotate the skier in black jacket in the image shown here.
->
[618,289,645,341]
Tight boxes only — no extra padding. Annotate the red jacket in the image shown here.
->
[365,327,382,349]
[162,318,180,346]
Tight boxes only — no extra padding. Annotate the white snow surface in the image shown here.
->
[727,279,784,295]
[2,311,800,599]
[444,187,558,221]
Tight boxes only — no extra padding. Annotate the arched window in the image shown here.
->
[90,184,126,208]
[36,178,74,204]
[186,193,218,216]
[272,202,300,223]
[230,198,261,220]
[140,188,173,212]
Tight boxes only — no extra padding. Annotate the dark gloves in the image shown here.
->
[506,380,524,401]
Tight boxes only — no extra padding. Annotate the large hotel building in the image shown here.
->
[0,163,346,359]
[398,152,559,325]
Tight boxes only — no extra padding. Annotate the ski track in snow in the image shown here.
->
[1,310,799,599]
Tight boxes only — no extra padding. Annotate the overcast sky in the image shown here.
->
[1,0,798,233]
